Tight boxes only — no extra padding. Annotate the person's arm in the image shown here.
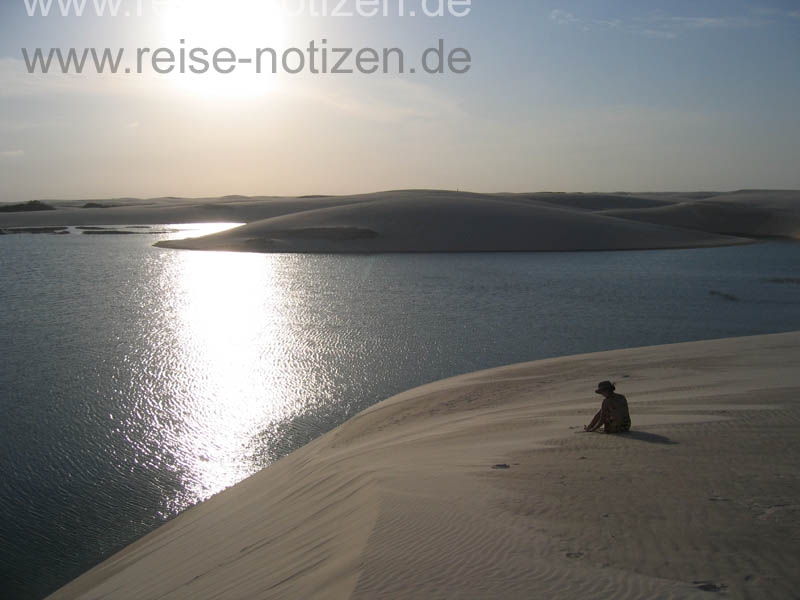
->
[585,397,612,431]
[584,408,602,431]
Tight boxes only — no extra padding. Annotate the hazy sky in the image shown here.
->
[1,0,799,202]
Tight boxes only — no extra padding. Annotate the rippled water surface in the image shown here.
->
[1,227,799,599]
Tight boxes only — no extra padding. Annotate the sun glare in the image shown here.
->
[159,0,290,98]
[163,249,304,503]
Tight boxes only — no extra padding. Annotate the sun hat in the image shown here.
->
[595,380,615,394]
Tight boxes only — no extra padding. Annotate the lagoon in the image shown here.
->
[1,228,799,599]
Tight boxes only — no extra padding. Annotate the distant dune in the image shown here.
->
[153,191,746,253]
[509,192,676,212]
[2,189,798,253]
[604,192,800,238]
[0,200,55,213]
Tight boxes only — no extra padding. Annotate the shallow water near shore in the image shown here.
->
[1,228,800,599]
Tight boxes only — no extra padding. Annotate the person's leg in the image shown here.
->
[603,419,619,434]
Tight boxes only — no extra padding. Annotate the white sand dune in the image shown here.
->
[650,190,800,214]
[0,196,370,227]
[49,331,800,599]
[4,189,798,252]
[600,190,800,239]
[153,191,746,253]
[4,189,799,252]
[510,192,676,212]
[603,202,800,239]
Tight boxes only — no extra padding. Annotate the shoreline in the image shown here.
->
[48,331,800,599]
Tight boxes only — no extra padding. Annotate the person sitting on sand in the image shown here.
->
[584,380,631,433]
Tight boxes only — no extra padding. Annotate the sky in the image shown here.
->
[1,0,799,202]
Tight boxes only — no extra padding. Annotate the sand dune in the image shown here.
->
[508,192,675,212]
[0,196,370,228]
[4,189,799,253]
[603,201,800,239]
[600,190,800,239]
[48,331,800,599]
[154,191,745,253]
[615,189,800,207]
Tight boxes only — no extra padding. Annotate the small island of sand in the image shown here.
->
[152,189,800,253]
[48,331,800,599]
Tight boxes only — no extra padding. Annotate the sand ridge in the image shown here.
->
[48,331,800,599]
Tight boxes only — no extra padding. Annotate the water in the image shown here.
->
[1,227,799,599]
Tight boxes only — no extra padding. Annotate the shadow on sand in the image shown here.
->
[619,430,677,445]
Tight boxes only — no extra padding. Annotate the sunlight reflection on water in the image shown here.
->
[167,251,297,502]
[129,223,371,513]
[79,224,318,514]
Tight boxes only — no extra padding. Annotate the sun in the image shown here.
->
[158,0,290,98]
